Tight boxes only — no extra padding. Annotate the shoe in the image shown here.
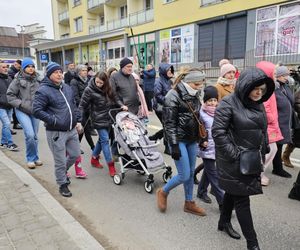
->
[13,124,22,130]
[184,201,206,216]
[90,129,98,136]
[91,156,103,168]
[156,188,168,212]
[218,221,241,239]
[288,182,300,201]
[34,160,43,166]
[197,193,212,204]
[80,149,84,154]
[10,129,17,135]
[164,147,171,155]
[7,144,18,151]
[59,184,72,197]
[0,143,7,149]
[66,176,71,185]
[75,163,88,179]
[27,162,36,169]
[282,144,295,168]
[148,135,157,142]
[248,246,260,250]
[272,169,292,178]
[261,174,270,186]
[108,161,116,177]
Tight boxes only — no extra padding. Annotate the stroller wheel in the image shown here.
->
[162,172,172,183]
[144,181,154,193]
[113,174,122,185]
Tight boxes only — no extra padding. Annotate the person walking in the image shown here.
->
[272,66,293,178]
[0,61,18,151]
[33,62,83,197]
[156,68,206,216]
[80,71,119,176]
[140,64,156,112]
[215,63,236,101]
[64,62,76,85]
[212,68,274,250]
[7,58,42,169]
[196,86,224,209]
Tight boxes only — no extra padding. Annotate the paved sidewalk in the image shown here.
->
[0,151,103,250]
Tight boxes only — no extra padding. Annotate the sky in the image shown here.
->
[0,0,54,39]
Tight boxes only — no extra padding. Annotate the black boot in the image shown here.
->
[218,221,241,239]
[272,168,292,178]
[288,182,300,201]
[59,184,72,197]
[248,246,260,250]
[194,163,204,184]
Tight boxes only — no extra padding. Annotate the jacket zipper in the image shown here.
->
[59,88,72,130]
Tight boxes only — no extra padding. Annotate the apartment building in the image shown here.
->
[34,0,299,73]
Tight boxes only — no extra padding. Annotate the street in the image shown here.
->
[3,113,300,250]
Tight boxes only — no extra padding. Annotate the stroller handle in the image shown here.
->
[109,108,123,122]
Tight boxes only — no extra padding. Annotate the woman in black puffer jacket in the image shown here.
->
[156,68,206,216]
[80,71,120,177]
[212,68,274,250]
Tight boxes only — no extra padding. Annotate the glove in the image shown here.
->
[171,144,181,160]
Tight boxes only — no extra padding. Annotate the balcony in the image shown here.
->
[58,11,69,25]
[87,0,105,13]
[107,17,128,30]
[57,0,68,3]
[60,33,70,39]
[129,9,154,26]
[89,24,107,34]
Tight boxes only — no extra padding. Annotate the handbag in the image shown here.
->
[239,149,263,175]
[292,111,300,130]
[186,101,208,140]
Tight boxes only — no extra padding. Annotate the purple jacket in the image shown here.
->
[198,108,215,160]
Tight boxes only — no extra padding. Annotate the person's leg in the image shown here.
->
[289,170,300,201]
[149,111,164,141]
[91,129,103,168]
[197,168,210,199]
[0,109,13,146]
[83,120,95,150]
[219,192,234,223]
[30,115,40,161]
[15,110,37,163]
[261,142,277,185]
[65,129,81,171]
[233,195,259,248]
[282,143,296,168]
[272,143,291,178]
[99,128,115,176]
[184,142,198,201]
[12,108,21,129]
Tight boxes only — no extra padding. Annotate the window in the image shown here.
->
[201,0,225,6]
[145,0,153,10]
[74,17,83,32]
[120,5,127,19]
[163,0,175,3]
[73,0,81,7]
[100,16,105,26]
[115,48,120,59]
[121,47,125,57]
[108,49,114,59]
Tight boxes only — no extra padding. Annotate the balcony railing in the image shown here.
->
[107,17,128,30]
[89,24,107,34]
[58,10,69,23]
[87,0,105,9]
[129,9,154,26]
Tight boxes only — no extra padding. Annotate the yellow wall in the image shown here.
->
[128,0,144,13]
[130,0,290,35]
[104,5,118,22]
[51,0,60,40]
[68,0,88,37]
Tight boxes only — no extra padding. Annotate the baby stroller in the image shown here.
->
[109,109,172,193]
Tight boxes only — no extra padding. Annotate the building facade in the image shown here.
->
[34,0,299,75]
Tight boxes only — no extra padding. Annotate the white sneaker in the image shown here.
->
[34,160,43,166]
[261,174,270,186]
[27,162,36,169]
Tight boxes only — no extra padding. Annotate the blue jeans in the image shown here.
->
[163,141,197,201]
[15,109,39,162]
[93,128,112,163]
[0,108,13,146]
[197,158,224,204]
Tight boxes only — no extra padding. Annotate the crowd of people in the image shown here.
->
[0,56,300,249]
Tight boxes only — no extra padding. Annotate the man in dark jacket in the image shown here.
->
[140,64,156,112]
[64,62,76,85]
[33,62,82,198]
[0,61,18,151]
[110,57,140,115]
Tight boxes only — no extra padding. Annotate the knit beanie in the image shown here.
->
[120,57,133,69]
[183,70,206,83]
[220,63,236,77]
[46,62,62,78]
[203,86,218,103]
[219,59,230,68]
[275,66,289,77]
[21,58,35,70]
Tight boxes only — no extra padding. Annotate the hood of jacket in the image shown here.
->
[256,61,275,79]
[158,63,174,80]
[235,68,275,107]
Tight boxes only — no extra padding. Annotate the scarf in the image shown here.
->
[182,81,199,96]
[79,75,88,83]
[136,82,149,119]
[202,103,216,117]
[217,77,236,87]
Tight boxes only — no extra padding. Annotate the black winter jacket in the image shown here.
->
[64,70,75,85]
[70,75,88,107]
[212,68,274,196]
[33,77,81,131]
[163,82,201,145]
[0,73,13,109]
[8,65,18,79]
[80,79,117,129]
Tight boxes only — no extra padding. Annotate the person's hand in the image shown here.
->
[76,123,83,134]
[171,144,181,160]
[121,105,128,111]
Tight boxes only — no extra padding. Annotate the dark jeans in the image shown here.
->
[220,192,258,248]
[197,159,224,204]
[272,143,283,172]
[296,170,300,184]
[144,91,154,111]
[79,119,95,150]
[12,108,19,126]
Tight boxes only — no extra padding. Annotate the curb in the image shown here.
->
[0,150,104,250]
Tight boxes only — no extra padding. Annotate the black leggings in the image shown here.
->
[220,192,258,248]
[272,143,283,172]
[79,119,95,150]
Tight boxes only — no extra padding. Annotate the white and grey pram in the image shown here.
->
[109,109,172,193]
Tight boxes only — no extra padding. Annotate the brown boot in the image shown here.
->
[156,188,168,212]
[282,144,295,168]
[184,201,206,216]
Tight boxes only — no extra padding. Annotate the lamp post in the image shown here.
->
[17,25,25,58]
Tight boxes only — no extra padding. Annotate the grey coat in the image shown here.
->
[110,70,140,115]
[7,71,41,115]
